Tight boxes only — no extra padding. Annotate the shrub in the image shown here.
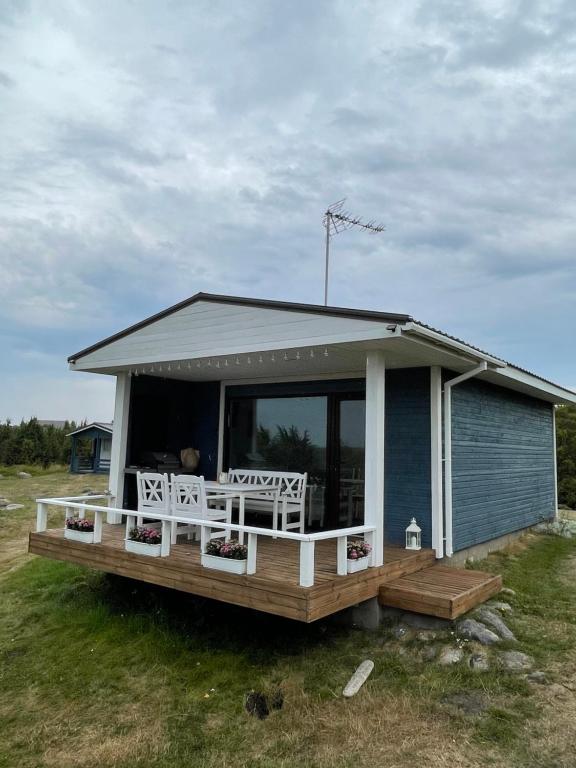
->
[128,526,161,545]
[347,539,371,560]
[65,517,94,533]
[205,538,248,560]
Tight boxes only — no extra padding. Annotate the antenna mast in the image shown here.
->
[323,199,385,305]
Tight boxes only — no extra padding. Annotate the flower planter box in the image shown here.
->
[201,553,247,575]
[125,539,162,557]
[347,556,370,574]
[64,528,95,544]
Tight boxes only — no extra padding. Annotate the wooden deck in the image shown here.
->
[378,564,502,619]
[29,525,436,622]
[29,526,501,622]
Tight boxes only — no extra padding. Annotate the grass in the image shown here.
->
[1,469,576,767]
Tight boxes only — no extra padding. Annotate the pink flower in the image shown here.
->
[349,550,358,559]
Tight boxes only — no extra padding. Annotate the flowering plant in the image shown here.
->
[65,517,94,533]
[205,538,248,560]
[128,526,161,545]
[347,540,371,560]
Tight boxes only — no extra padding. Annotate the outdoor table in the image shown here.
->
[204,481,281,544]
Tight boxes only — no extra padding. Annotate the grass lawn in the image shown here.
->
[1,469,576,767]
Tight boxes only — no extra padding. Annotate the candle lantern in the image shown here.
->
[405,518,422,550]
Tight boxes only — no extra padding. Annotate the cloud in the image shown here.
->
[0,0,575,420]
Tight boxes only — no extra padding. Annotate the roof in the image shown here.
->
[67,422,113,437]
[67,292,576,402]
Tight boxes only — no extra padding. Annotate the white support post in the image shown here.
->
[365,350,385,567]
[299,540,315,587]
[247,532,258,575]
[430,366,444,558]
[553,405,559,520]
[337,536,347,576]
[36,502,48,532]
[108,372,131,524]
[93,511,103,543]
[160,520,171,557]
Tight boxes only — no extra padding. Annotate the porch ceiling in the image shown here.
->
[74,335,478,383]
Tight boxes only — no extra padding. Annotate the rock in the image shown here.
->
[527,671,548,685]
[392,625,409,640]
[469,652,490,672]
[343,660,374,698]
[421,646,437,662]
[245,691,269,719]
[416,631,437,643]
[488,601,513,615]
[17,472,31,478]
[501,588,516,597]
[498,651,534,672]
[400,612,452,630]
[441,690,489,715]
[438,646,464,666]
[456,618,500,646]
[534,520,576,539]
[6,504,24,511]
[475,607,516,642]
[0,498,9,508]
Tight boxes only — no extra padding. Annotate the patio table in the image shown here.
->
[204,481,281,544]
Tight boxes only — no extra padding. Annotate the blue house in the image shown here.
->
[29,294,576,622]
[68,422,113,474]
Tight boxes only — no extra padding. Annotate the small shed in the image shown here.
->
[68,422,113,474]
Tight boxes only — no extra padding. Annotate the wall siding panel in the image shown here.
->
[450,377,555,552]
[385,368,432,548]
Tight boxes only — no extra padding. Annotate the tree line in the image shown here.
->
[557,404,576,509]
[0,418,82,467]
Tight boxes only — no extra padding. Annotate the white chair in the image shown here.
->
[228,469,308,533]
[136,471,170,526]
[170,474,233,545]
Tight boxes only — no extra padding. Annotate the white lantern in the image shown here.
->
[405,518,422,550]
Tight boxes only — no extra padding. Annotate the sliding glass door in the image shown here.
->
[225,385,366,530]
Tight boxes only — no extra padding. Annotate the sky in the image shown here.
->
[1,0,575,422]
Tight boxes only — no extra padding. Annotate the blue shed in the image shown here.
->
[68,422,113,474]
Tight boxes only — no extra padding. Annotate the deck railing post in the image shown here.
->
[93,510,103,543]
[337,536,347,576]
[36,502,48,532]
[247,533,258,575]
[161,520,171,557]
[299,540,315,587]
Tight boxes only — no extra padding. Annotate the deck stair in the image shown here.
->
[378,564,502,620]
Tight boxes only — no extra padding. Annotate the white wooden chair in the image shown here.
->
[170,474,234,544]
[228,469,308,533]
[136,471,170,526]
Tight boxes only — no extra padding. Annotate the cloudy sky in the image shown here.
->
[1,0,575,422]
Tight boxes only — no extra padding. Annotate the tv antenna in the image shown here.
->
[323,199,386,305]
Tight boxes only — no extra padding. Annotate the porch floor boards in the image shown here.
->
[378,564,502,620]
[29,527,501,621]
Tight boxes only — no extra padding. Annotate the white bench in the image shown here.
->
[228,469,308,533]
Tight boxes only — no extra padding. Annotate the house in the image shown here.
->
[29,293,576,623]
[68,422,113,474]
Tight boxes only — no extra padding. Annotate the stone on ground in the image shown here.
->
[438,646,464,666]
[501,587,516,597]
[469,652,490,671]
[475,607,516,641]
[0,498,9,508]
[441,690,489,715]
[17,472,31,478]
[6,504,24,511]
[488,601,513,614]
[392,625,409,640]
[343,660,374,698]
[421,646,437,662]
[527,671,548,684]
[456,618,500,645]
[416,630,437,642]
[498,650,534,672]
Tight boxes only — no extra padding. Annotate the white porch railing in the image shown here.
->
[35,495,377,588]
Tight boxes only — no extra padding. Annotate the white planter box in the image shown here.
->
[201,553,247,575]
[64,528,95,544]
[347,557,370,574]
[125,539,162,557]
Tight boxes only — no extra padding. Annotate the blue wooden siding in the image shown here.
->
[450,377,555,551]
[384,368,432,548]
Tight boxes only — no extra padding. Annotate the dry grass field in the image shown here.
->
[1,468,576,768]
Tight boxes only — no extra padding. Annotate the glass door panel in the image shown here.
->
[336,398,366,527]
